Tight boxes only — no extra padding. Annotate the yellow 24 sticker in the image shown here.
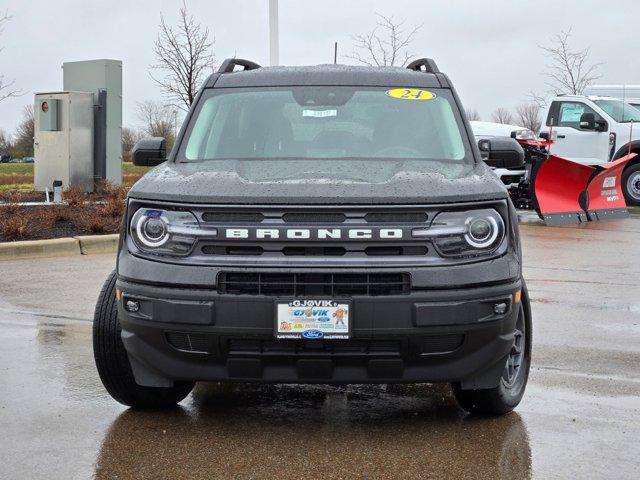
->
[386,88,436,100]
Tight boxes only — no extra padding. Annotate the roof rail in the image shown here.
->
[406,58,440,74]
[218,58,261,74]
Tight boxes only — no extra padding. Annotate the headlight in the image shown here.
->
[465,216,499,248]
[510,129,537,141]
[130,208,216,256]
[135,211,169,248]
[412,209,505,258]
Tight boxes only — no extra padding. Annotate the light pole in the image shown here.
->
[269,0,279,66]
[172,110,178,138]
[172,109,178,150]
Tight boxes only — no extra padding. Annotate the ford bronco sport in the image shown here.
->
[93,58,532,415]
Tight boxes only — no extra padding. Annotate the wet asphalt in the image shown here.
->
[1,209,639,479]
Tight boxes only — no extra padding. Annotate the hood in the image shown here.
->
[470,121,527,139]
[128,159,507,205]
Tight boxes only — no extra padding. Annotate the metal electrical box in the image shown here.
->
[63,59,122,184]
[34,92,94,192]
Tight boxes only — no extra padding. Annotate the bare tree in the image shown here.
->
[516,103,542,133]
[346,13,422,67]
[0,11,21,102]
[122,127,144,163]
[0,129,12,155]
[12,105,34,158]
[538,28,601,95]
[151,2,215,111]
[491,108,514,125]
[466,109,481,121]
[137,101,178,149]
[527,90,549,109]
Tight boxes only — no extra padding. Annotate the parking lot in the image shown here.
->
[1,210,639,479]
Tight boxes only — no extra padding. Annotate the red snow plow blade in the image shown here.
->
[533,153,636,226]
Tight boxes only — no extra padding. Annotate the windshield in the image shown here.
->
[178,87,470,163]
[594,99,640,123]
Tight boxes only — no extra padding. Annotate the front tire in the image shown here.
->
[622,163,640,206]
[451,283,532,416]
[93,270,194,408]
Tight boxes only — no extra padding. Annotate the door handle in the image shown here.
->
[557,135,565,139]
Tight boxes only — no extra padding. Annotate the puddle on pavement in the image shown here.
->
[93,383,532,480]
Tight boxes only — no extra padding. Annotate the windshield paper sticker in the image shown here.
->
[386,88,435,100]
[303,109,337,117]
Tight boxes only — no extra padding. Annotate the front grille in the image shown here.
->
[202,245,264,256]
[194,206,438,261]
[200,243,429,257]
[199,210,429,224]
[218,272,411,296]
[227,339,401,356]
[282,246,346,256]
[364,212,428,223]
[283,212,346,223]
[201,212,265,223]
[364,246,428,256]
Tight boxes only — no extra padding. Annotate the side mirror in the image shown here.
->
[579,112,596,130]
[478,137,525,169]
[596,118,608,132]
[132,137,167,167]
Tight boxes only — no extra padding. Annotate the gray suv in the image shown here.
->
[93,58,532,415]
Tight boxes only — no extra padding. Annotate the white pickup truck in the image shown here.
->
[540,95,640,205]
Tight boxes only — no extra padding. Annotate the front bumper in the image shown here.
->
[116,277,522,388]
[493,168,525,189]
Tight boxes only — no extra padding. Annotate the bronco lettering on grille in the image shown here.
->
[224,228,403,240]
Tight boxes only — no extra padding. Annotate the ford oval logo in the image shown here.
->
[302,329,323,339]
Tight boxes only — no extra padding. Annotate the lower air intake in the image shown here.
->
[165,332,213,353]
[217,272,411,296]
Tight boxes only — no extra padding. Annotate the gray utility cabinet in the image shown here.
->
[34,92,94,192]
[63,59,122,185]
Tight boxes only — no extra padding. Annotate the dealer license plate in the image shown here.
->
[276,300,350,339]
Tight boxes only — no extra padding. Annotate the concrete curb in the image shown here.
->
[76,234,119,255]
[0,234,119,261]
[0,237,81,261]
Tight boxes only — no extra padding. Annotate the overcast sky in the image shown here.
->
[1,0,639,134]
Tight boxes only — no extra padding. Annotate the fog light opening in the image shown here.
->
[493,302,508,315]
[125,299,140,313]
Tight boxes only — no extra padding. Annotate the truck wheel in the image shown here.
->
[622,163,640,206]
[451,283,532,416]
[93,271,194,408]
